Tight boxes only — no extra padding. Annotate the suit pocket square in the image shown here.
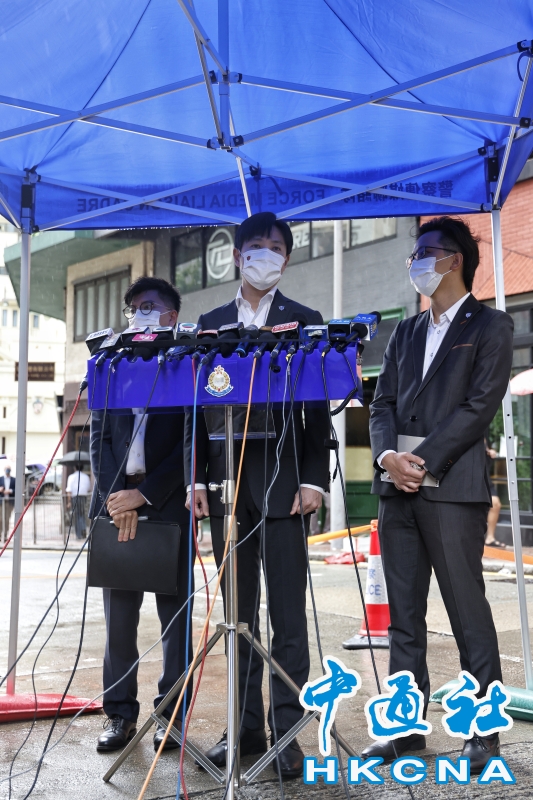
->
[451,343,474,350]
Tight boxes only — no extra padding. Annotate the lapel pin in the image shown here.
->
[279,305,284,310]
[466,312,471,318]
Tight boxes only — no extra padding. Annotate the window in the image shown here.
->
[288,217,396,262]
[1,309,6,326]
[172,227,237,294]
[2,406,6,418]
[12,310,18,327]
[73,269,130,341]
[32,314,39,328]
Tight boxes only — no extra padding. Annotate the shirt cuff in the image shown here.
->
[186,483,207,493]
[377,450,396,468]
[301,483,326,497]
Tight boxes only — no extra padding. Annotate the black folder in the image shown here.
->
[88,517,181,595]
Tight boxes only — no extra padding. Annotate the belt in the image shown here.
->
[126,473,146,486]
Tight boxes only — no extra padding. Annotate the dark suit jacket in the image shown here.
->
[0,475,15,499]
[89,412,186,523]
[370,294,513,503]
[184,289,330,518]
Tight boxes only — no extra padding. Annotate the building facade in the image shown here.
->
[0,223,66,465]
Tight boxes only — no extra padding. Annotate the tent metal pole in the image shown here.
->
[491,207,533,691]
[6,184,33,694]
[330,221,346,549]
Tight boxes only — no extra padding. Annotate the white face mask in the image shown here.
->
[409,256,452,297]
[129,309,162,329]
[239,248,286,291]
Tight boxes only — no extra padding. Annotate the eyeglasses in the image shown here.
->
[406,245,457,269]
[122,301,172,319]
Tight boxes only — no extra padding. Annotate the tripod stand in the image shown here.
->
[104,404,355,798]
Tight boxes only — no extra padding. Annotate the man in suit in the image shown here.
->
[0,465,15,538]
[186,212,330,778]
[90,276,192,753]
[364,216,513,772]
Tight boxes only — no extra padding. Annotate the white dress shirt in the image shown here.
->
[66,470,91,496]
[126,409,148,475]
[377,293,470,467]
[187,284,325,498]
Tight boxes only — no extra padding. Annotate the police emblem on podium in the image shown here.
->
[205,365,234,397]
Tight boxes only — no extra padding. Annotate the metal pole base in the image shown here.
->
[103,622,356,786]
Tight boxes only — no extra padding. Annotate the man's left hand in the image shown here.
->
[290,487,323,516]
[107,488,146,516]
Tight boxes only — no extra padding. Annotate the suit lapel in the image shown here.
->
[265,290,292,326]
[414,294,481,400]
[412,310,429,390]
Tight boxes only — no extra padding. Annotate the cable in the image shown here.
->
[137,359,258,800]
[321,349,416,800]
[0,391,84,558]
[287,354,351,800]
[7,413,91,800]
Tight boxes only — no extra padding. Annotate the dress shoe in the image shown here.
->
[97,715,136,752]
[200,727,267,768]
[271,731,304,779]
[154,721,181,752]
[461,734,499,774]
[361,734,426,763]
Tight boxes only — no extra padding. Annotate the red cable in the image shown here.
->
[0,393,82,558]
[178,361,211,800]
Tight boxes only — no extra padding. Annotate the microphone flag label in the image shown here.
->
[206,365,234,397]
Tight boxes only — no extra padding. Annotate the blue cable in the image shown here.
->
[176,358,200,800]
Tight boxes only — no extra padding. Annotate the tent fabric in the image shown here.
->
[0,0,532,230]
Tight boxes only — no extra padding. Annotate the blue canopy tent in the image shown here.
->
[2,0,533,738]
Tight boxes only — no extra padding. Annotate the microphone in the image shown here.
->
[85,328,114,355]
[302,324,328,353]
[192,329,218,362]
[200,322,243,366]
[270,320,300,362]
[253,328,278,359]
[235,324,259,358]
[351,311,381,340]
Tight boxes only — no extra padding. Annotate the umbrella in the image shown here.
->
[57,451,91,465]
[510,369,533,396]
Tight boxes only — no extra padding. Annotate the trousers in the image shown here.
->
[210,470,310,733]
[378,493,501,708]
[102,505,194,722]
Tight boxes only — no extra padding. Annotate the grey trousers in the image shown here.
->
[378,494,501,708]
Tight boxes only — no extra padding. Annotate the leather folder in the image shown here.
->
[88,517,181,595]
[380,434,439,487]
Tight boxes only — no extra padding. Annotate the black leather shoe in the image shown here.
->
[361,734,426,763]
[97,715,137,752]
[200,727,267,768]
[154,723,181,752]
[461,734,499,773]
[271,732,304,780]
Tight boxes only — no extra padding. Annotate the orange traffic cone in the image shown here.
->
[342,519,390,649]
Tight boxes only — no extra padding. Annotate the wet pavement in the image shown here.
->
[1,548,533,799]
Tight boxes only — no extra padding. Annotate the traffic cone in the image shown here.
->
[342,519,390,649]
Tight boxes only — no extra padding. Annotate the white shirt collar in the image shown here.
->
[429,292,470,327]
[235,284,278,309]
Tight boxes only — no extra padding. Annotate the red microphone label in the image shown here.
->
[271,321,299,333]
[132,333,158,342]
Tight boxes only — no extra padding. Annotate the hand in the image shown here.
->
[112,510,139,541]
[382,452,426,493]
[290,487,323,516]
[487,448,498,459]
[107,488,146,516]
[186,488,210,519]
[0,487,4,494]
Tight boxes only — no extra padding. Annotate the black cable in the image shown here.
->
[1,362,164,800]
[321,350,416,800]
[7,412,91,799]
[287,355,352,800]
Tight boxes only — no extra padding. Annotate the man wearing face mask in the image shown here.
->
[185,212,330,779]
[365,217,513,772]
[90,277,193,754]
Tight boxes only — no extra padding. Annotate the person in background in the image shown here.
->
[66,463,91,539]
[0,465,15,538]
[484,438,504,548]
